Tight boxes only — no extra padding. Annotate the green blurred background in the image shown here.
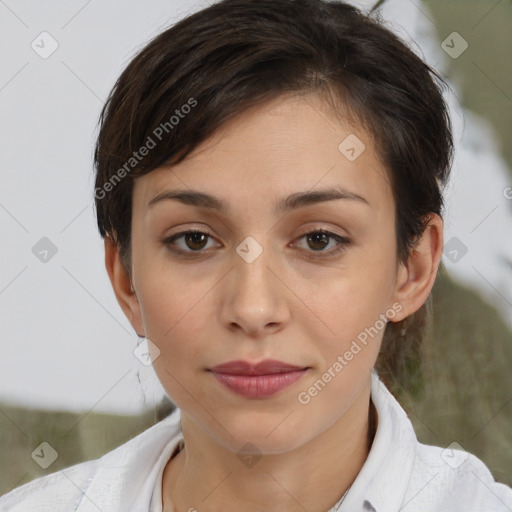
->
[1,0,511,496]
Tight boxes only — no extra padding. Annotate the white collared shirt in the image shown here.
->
[1,372,511,511]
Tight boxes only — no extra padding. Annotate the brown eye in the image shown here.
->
[183,231,209,250]
[306,231,330,251]
[163,229,217,254]
[295,229,351,257]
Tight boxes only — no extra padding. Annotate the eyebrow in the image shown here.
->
[147,186,370,215]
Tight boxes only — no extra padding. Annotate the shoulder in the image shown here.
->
[367,374,512,512]
[0,458,98,512]
[405,437,512,511]
[0,408,182,512]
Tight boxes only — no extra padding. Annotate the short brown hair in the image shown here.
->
[93,0,453,392]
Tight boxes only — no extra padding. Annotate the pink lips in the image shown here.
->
[209,359,309,398]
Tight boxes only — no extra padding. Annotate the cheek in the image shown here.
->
[309,265,394,334]
[302,257,395,371]
[138,279,209,406]
[135,266,212,361]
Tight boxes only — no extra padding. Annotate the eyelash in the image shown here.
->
[162,228,351,259]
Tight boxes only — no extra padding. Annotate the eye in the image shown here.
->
[294,229,351,257]
[163,229,219,254]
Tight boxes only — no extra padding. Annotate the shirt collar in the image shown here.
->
[333,371,417,512]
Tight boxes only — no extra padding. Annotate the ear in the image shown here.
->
[104,236,145,337]
[390,214,444,322]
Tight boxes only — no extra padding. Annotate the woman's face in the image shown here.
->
[128,93,405,454]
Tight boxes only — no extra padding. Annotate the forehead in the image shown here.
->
[133,93,393,217]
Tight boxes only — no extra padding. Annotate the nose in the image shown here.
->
[219,240,290,337]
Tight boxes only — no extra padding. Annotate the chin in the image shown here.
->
[211,411,311,455]
[226,431,307,457]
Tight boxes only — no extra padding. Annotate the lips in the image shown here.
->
[208,359,309,398]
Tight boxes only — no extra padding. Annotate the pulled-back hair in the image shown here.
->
[93,0,453,392]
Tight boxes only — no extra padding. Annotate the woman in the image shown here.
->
[1,0,511,510]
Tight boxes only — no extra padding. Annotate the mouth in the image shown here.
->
[208,359,310,398]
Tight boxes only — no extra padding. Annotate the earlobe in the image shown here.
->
[104,236,145,337]
[390,214,444,322]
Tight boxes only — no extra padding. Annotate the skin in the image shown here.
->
[105,92,444,511]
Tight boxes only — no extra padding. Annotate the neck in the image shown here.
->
[162,390,376,512]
